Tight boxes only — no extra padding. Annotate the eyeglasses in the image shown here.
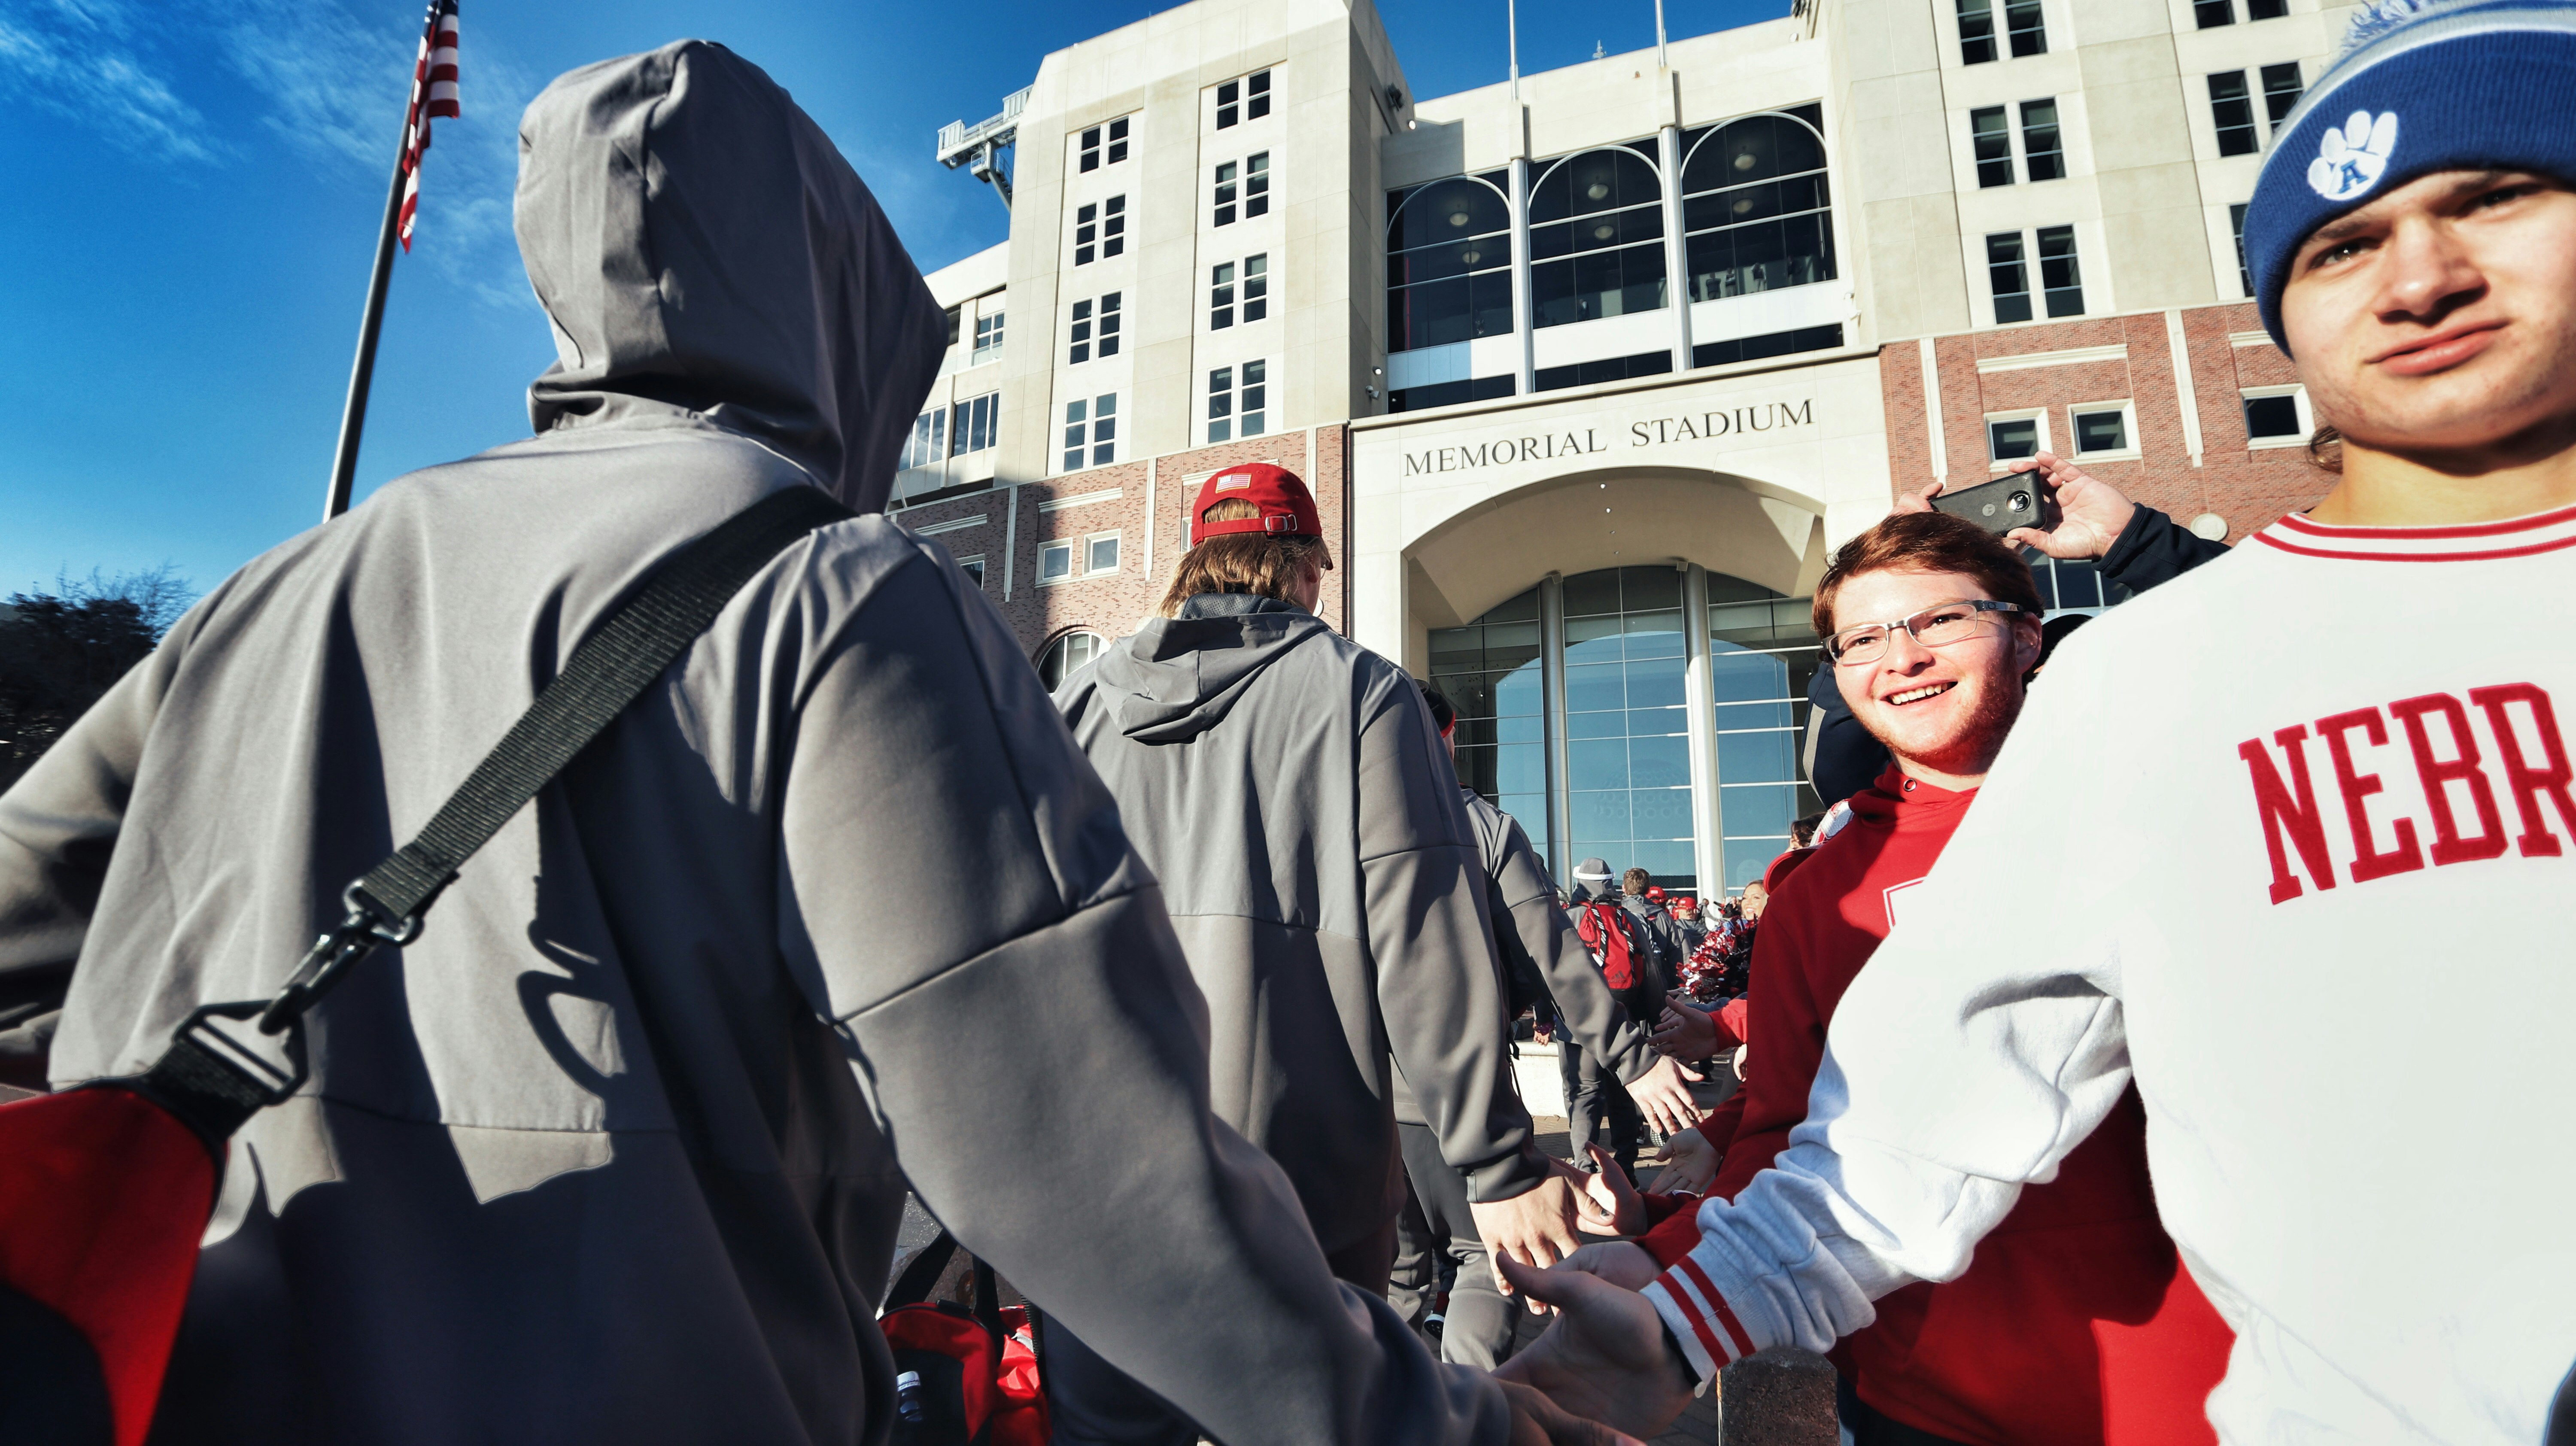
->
[1824,598,2026,666]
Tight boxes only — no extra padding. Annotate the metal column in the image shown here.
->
[1540,571,1570,885]
[1660,125,1692,375]
[1682,564,1725,894]
[1511,150,1536,398]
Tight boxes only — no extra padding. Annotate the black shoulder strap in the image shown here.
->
[884,1229,1006,1348]
[354,485,854,926]
[143,486,852,1139]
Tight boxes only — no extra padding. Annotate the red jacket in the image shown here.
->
[1643,769,2230,1446]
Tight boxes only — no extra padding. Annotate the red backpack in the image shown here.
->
[1574,899,1643,991]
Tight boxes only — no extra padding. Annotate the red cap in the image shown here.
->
[1645,886,1667,902]
[1190,463,1327,556]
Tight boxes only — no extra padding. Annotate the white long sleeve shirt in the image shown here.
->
[1649,503,2576,1444]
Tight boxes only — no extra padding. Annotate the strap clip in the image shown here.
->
[257,882,423,1034]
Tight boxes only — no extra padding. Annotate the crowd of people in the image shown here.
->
[1,1,2572,1441]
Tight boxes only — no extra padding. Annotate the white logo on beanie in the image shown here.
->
[2309,109,2400,202]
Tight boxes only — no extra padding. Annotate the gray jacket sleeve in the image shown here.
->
[1354,676,1546,1204]
[0,614,191,1088]
[1489,813,1656,1085]
[776,550,1507,1446]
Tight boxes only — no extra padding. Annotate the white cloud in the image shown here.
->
[0,0,223,163]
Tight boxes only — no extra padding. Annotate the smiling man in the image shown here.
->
[1498,0,2576,1440]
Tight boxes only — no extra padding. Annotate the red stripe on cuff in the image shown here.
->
[1677,1256,1756,1360]
[1663,1281,1728,1367]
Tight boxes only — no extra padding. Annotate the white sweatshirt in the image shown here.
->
[1649,503,2576,1444]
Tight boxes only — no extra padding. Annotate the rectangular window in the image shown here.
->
[2194,0,2233,27]
[959,556,986,589]
[1211,262,1236,328]
[1987,231,2032,323]
[2230,202,2252,294]
[2037,224,2084,316]
[2005,0,2046,56]
[2244,387,2310,442]
[2248,0,2287,17]
[1206,362,1270,443]
[1098,292,1121,358]
[1086,532,1121,574]
[1062,398,1087,473]
[1214,162,1237,226]
[1039,540,1074,582]
[899,409,945,471]
[1247,70,1270,120]
[1069,298,1092,364]
[2210,71,2260,157]
[1216,79,1239,129]
[1074,203,1097,266]
[1103,194,1125,258]
[1971,106,2014,186]
[1987,414,2044,460]
[1245,153,1270,218]
[2020,100,2065,180]
[971,311,1004,364]
[1216,70,1270,128]
[943,306,961,346]
[951,392,998,455]
[1090,394,1116,467]
[1959,0,1997,64]
[2071,404,2132,455]
[2261,63,2304,129]
[1081,116,1128,171]
[1243,253,1269,322]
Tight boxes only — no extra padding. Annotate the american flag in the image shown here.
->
[396,0,460,252]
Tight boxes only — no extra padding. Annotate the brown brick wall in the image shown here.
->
[1875,301,2333,544]
[888,424,1350,668]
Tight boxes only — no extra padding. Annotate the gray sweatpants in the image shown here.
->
[1386,1121,1516,1369]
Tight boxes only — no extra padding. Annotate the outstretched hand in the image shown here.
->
[1626,1054,1704,1134]
[1648,1003,1721,1061]
[1576,1142,1646,1236]
[1471,1167,1594,1303]
[1647,1125,1718,1195]
[1494,1255,1698,1438]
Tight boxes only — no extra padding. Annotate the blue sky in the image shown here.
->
[0,0,1783,601]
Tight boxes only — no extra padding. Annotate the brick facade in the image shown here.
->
[1875,302,2331,544]
[887,424,1352,668]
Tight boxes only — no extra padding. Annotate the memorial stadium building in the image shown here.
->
[890,0,2348,892]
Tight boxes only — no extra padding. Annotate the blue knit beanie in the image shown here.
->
[2246,0,2576,351]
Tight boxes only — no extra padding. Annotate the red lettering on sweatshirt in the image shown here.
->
[2244,682,2571,903]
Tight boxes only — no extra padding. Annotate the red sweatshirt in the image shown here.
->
[1643,769,2230,1446]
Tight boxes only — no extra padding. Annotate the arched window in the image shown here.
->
[1680,109,1835,303]
[1385,174,1514,352]
[1527,144,1667,328]
[1038,630,1106,690]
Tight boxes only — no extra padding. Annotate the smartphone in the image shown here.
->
[1932,474,2044,538]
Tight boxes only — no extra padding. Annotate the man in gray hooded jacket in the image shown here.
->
[1051,464,1604,1443]
[0,43,1620,1446]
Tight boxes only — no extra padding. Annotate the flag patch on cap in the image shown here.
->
[1213,472,1253,491]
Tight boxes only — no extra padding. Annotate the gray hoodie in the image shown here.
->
[1455,790,1655,1088]
[0,43,1503,1446]
[1057,595,1545,1257]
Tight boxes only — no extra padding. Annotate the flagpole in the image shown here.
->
[1508,0,1520,98]
[322,118,415,524]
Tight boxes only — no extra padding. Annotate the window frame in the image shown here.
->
[1037,539,1075,584]
[1678,111,1835,309]
[957,555,987,590]
[2035,224,2085,317]
[2067,399,2141,461]
[899,407,946,472]
[1214,69,1271,130]
[1085,531,1122,576]
[1060,393,1117,474]
[950,391,999,456]
[1984,407,2052,467]
[2260,63,2304,130]
[971,310,1004,364]
[1970,105,2014,187]
[2208,70,2260,157]
[2241,384,2314,448]
[2020,99,2065,180]
[1384,172,1517,352]
[1206,360,1270,444]
[1039,630,1107,690]
[1985,230,2032,324]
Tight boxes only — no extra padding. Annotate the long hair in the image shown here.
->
[1155,497,1333,617]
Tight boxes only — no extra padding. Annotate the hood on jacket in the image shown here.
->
[1091,594,1329,744]
[514,40,945,511]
